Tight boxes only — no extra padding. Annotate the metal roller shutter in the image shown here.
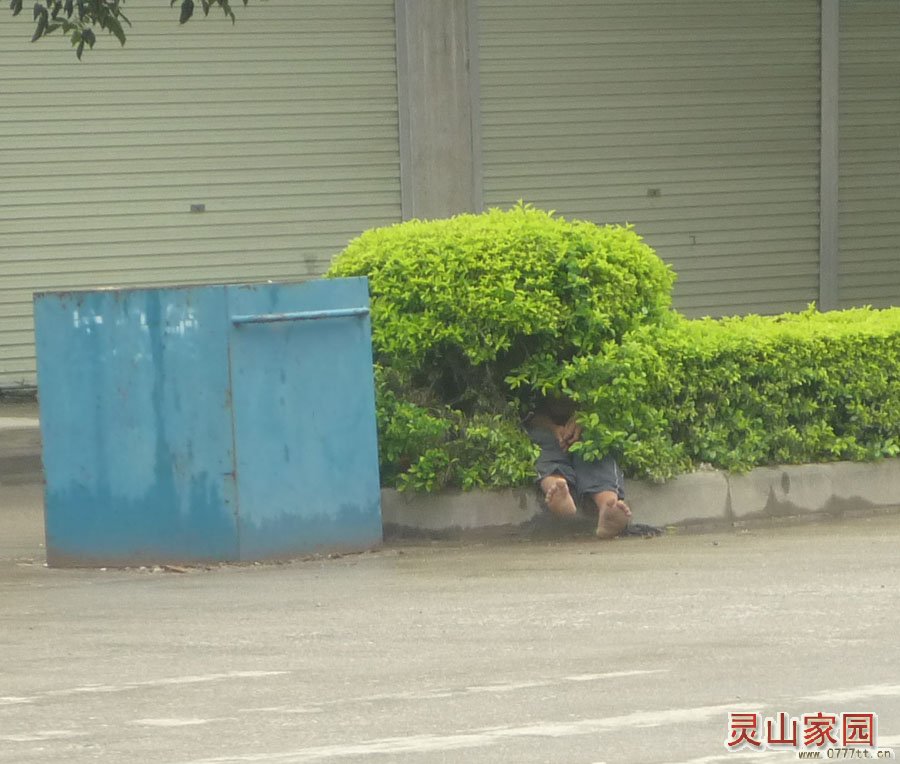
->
[0,0,401,386]
[839,0,900,309]
[478,0,821,317]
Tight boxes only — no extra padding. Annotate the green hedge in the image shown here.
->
[328,204,675,412]
[328,205,900,491]
[328,204,676,490]
[373,365,539,490]
[564,306,900,480]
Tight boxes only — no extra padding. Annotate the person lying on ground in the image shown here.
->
[525,396,632,539]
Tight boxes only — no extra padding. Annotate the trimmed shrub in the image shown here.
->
[327,204,676,490]
[374,365,539,491]
[328,203,675,410]
[564,306,900,480]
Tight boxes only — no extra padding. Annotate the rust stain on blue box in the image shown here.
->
[33,278,382,567]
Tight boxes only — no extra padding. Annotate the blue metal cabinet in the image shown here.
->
[33,278,382,567]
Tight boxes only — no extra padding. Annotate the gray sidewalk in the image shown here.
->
[0,400,41,487]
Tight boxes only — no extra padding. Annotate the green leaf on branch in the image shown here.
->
[105,12,125,44]
[176,0,194,24]
[13,0,251,54]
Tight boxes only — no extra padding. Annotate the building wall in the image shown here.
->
[838,0,900,308]
[1,0,898,387]
[0,0,402,386]
[478,0,822,317]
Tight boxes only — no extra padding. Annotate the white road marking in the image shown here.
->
[0,696,33,706]
[801,684,900,703]
[569,672,647,682]
[0,730,87,743]
[178,702,753,763]
[0,417,39,430]
[180,679,900,763]
[132,718,218,728]
[465,669,667,695]
[658,752,783,764]
[130,672,288,688]
[5,677,897,762]
[5,671,288,705]
[241,669,668,715]
[666,738,900,764]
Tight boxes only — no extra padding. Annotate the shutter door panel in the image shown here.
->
[479,0,821,317]
[0,0,400,386]
[839,1,900,309]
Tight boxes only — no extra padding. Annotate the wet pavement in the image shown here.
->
[1,479,899,764]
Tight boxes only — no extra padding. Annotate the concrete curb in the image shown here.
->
[382,458,900,537]
[0,423,42,487]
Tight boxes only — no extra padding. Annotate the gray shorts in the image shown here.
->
[528,426,625,501]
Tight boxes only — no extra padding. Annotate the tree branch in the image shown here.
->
[9,0,251,57]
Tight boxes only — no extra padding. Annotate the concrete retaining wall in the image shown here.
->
[382,458,900,537]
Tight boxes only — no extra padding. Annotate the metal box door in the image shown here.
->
[227,279,382,559]
[35,286,240,566]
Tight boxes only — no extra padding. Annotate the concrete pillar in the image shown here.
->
[819,0,840,311]
[395,0,482,220]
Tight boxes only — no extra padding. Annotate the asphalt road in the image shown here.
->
[1,482,899,764]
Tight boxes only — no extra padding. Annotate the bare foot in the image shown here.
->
[541,476,577,518]
[596,499,631,539]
